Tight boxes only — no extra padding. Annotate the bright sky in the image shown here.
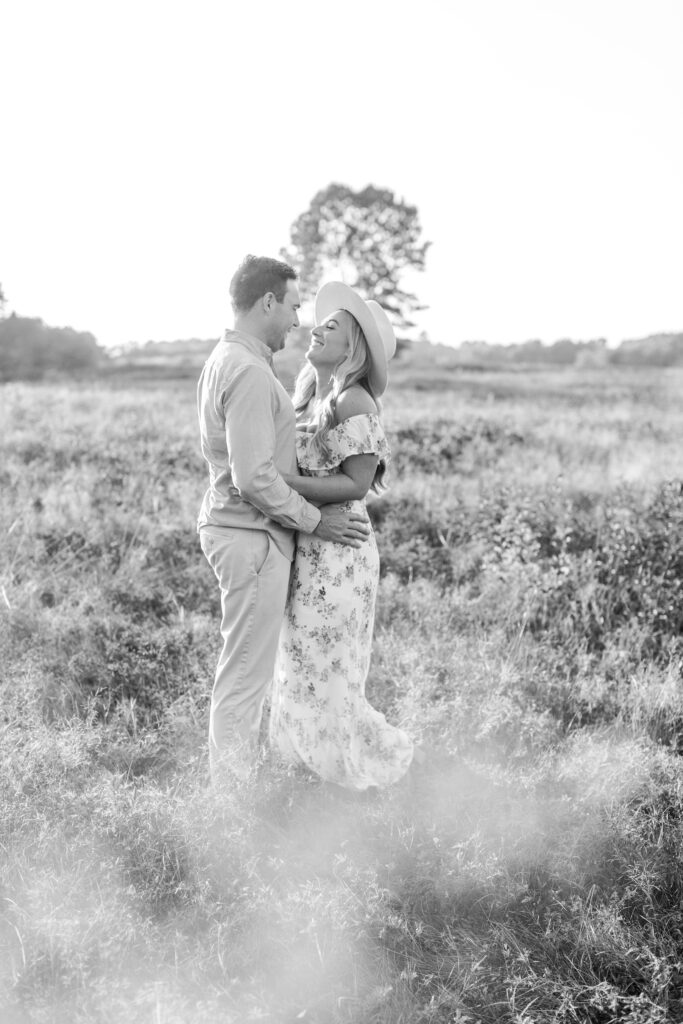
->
[2,0,682,348]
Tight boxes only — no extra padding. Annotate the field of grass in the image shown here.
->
[1,364,683,1023]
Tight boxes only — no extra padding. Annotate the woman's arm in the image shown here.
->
[282,452,379,504]
[284,387,382,503]
[283,387,381,504]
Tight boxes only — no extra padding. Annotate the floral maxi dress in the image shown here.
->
[270,413,414,790]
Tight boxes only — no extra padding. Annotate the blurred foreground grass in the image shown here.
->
[1,365,683,1023]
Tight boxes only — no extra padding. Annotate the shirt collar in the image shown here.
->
[221,328,274,368]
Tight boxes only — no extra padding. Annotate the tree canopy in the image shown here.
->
[0,315,105,380]
[281,183,430,328]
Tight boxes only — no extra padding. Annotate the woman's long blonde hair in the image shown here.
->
[293,312,387,492]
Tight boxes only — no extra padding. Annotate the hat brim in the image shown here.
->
[314,282,396,396]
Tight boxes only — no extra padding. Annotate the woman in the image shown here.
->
[269,282,416,790]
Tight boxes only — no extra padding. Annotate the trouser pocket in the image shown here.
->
[253,533,271,577]
[200,528,272,588]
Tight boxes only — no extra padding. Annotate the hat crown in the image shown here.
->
[365,300,397,362]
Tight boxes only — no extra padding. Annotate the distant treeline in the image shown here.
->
[0,315,104,381]
[610,333,683,366]
[1,315,682,382]
[452,334,683,367]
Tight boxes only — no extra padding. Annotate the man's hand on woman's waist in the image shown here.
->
[313,505,371,547]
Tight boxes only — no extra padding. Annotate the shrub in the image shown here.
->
[370,494,460,585]
[526,481,683,662]
[388,419,524,476]
[67,621,203,719]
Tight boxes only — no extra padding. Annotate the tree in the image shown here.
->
[612,333,683,366]
[281,183,430,328]
[0,316,105,381]
[0,282,6,317]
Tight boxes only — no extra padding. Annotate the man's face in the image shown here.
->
[267,280,301,352]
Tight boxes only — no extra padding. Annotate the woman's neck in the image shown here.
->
[298,376,332,424]
[312,367,335,402]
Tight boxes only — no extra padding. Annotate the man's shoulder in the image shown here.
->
[203,339,271,381]
[199,346,287,417]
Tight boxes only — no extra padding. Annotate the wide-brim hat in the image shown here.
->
[314,282,397,396]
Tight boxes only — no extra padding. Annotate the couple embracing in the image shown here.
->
[197,255,419,790]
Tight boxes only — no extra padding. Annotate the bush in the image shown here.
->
[370,494,463,585]
[67,621,203,718]
[526,481,683,661]
[388,419,524,476]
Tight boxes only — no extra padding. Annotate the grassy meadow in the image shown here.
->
[1,362,683,1023]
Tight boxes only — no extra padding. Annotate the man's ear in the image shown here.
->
[262,291,276,313]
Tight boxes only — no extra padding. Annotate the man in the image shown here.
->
[197,255,369,780]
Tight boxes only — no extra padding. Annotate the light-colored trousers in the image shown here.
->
[199,526,291,779]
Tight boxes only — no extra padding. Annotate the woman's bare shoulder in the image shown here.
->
[334,386,378,424]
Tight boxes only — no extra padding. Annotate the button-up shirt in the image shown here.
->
[196,329,321,559]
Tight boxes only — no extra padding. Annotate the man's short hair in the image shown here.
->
[229,255,297,313]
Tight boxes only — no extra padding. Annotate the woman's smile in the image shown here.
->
[306,311,351,365]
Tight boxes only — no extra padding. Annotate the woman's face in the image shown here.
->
[306,309,351,370]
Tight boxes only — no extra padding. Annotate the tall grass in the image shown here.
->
[1,366,682,1022]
